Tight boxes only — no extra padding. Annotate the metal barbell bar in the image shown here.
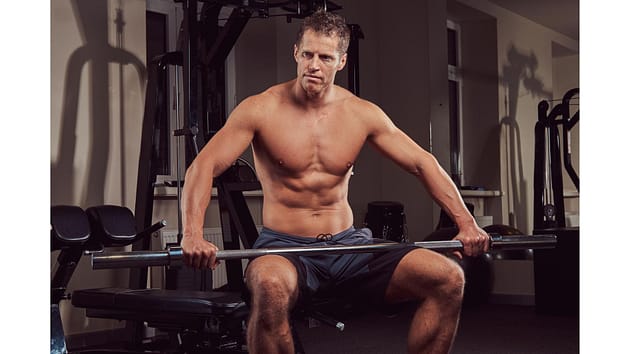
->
[91,234,556,270]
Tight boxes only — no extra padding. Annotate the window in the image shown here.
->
[447,20,463,186]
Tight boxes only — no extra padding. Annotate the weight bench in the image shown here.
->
[72,288,248,353]
[51,205,92,354]
[64,205,327,353]
[63,205,250,353]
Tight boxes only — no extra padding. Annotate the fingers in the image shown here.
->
[458,231,490,257]
[182,240,220,270]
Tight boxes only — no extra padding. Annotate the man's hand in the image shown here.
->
[180,236,220,270]
[453,224,490,258]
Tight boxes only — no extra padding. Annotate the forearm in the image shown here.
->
[181,162,216,239]
[416,154,475,229]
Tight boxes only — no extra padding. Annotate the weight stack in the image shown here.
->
[364,201,407,243]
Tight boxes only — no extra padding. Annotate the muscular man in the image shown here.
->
[181,10,489,354]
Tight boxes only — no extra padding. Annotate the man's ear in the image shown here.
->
[337,52,348,71]
[293,44,299,62]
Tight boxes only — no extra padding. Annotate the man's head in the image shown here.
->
[294,10,350,98]
[295,10,350,55]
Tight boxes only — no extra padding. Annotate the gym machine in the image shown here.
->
[532,87,579,315]
[533,87,579,229]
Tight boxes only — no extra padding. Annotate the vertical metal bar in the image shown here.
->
[533,101,549,230]
[182,0,201,167]
[549,116,566,228]
[346,24,363,97]
[216,179,245,291]
[175,64,183,238]
[561,88,579,191]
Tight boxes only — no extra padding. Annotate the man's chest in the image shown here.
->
[253,113,367,176]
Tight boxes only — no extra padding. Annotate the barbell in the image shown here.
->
[91,234,556,270]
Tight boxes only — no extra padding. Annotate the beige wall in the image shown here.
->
[454,0,579,298]
[51,0,147,335]
[457,0,578,234]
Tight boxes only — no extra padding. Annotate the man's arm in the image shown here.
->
[181,97,258,269]
[364,103,489,256]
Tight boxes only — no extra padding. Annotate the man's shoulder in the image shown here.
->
[242,81,292,108]
[334,87,382,114]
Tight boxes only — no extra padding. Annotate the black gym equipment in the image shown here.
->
[483,224,532,260]
[364,201,408,243]
[533,88,579,230]
[51,206,92,354]
[54,205,252,354]
[532,88,579,315]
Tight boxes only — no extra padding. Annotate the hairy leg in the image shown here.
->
[385,249,465,354]
[245,255,299,354]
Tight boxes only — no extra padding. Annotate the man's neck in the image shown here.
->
[292,80,334,109]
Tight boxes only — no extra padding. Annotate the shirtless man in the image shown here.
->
[181,10,489,354]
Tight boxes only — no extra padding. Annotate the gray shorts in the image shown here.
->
[244,226,416,307]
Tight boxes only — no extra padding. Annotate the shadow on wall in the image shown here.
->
[51,0,146,207]
[500,44,551,229]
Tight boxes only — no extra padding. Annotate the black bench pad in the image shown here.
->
[72,288,245,318]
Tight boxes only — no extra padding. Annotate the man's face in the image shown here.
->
[294,29,347,97]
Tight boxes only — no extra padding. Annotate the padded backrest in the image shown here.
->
[86,205,137,246]
[51,205,91,251]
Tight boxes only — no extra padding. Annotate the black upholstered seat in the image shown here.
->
[72,287,245,318]
[69,205,248,352]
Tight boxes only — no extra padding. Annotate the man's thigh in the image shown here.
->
[384,248,462,303]
[331,246,417,305]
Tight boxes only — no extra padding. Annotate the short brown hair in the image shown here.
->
[296,10,350,54]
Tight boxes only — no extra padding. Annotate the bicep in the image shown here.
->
[193,106,256,177]
[367,115,433,176]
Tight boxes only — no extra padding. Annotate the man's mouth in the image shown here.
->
[304,74,321,81]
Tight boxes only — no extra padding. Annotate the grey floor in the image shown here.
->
[295,302,579,354]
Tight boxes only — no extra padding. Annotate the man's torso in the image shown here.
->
[249,81,372,237]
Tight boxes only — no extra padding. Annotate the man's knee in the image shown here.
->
[436,260,465,301]
[390,250,465,303]
[246,256,298,307]
[245,256,299,333]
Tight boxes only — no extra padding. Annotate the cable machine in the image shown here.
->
[533,87,579,229]
[532,87,579,315]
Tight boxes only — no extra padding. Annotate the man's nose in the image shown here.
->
[307,56,321,71]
